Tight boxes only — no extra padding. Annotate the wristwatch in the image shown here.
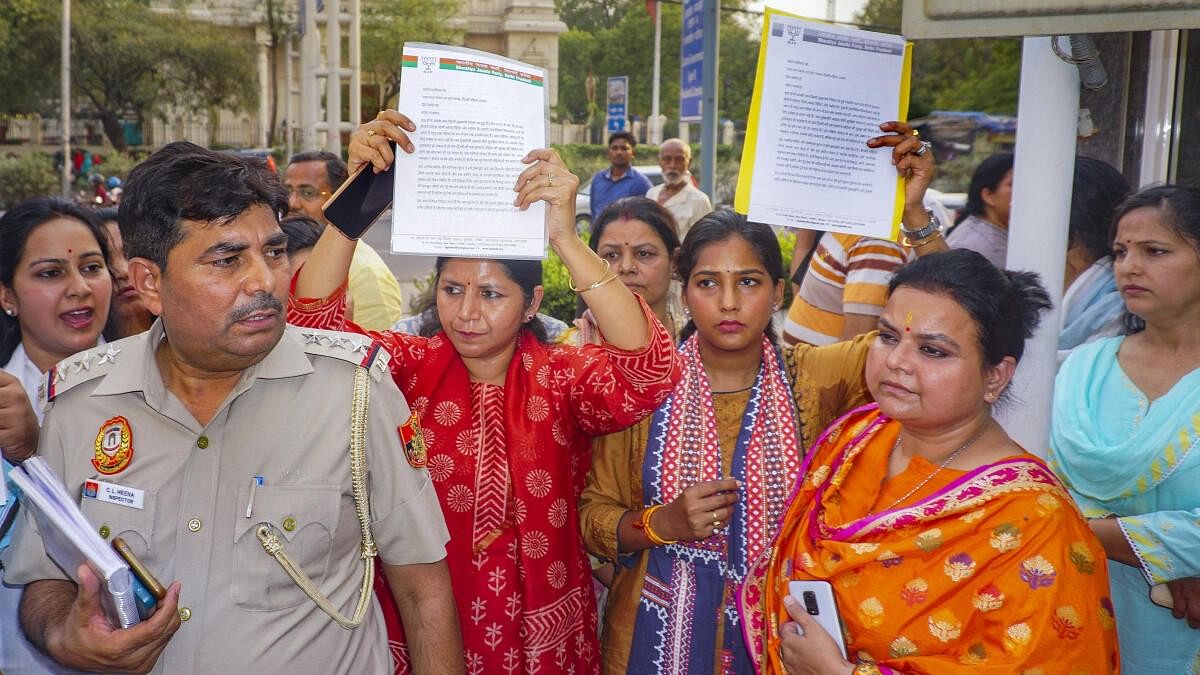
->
[900,209,942,247]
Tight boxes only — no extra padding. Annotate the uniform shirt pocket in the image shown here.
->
[232,485,340,612]
[79,491,157,565]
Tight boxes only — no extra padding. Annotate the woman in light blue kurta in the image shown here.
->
[1049,185,1200,673]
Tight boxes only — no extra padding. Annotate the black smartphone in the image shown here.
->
[321,142,396,240]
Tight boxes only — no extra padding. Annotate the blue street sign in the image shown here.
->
[679,0,703,122]
[606,76,629,132]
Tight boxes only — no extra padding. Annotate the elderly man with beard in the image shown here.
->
[645,138,711,238]
[2,142,463,675]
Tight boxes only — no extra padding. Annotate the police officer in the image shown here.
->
[3,143,464,674]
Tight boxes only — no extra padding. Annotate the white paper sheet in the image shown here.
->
[391,44,550,259]
[745,16,908,239]
[10,458,140,628]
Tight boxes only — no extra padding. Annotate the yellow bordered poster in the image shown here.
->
[734,9,912,241]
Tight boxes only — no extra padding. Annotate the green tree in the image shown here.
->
[855,0,1020,116]
[556,3,758,129]
[0,0,258,152]
[361,0,464,113]
[555,0,636,32]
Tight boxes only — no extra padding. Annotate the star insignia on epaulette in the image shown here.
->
[97,345,121,365]
[73,356,93,373]
[303,332,323,345]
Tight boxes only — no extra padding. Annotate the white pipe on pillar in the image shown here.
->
[998,36,1080,455]
[349,0,361,127]
[325,0,342,155]
[300,0,319,151]
[650,1,662,145]
[61,0,71,197]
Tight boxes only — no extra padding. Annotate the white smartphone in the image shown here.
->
[788,580,848,658]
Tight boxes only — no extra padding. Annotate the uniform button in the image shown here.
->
[187,517,202,533]
[196,435,209,449]
[282,517,297,532]
[98,525,111,539]
[179,607,192,621]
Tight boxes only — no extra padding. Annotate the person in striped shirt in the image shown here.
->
[782,232,914,346]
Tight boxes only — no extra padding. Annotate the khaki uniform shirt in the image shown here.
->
[4,321,448,674]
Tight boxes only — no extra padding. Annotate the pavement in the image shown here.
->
[360,210,436,315]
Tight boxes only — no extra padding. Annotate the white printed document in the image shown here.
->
[391,43,550,259]
[735,10,912,240]
[9,458,140,628]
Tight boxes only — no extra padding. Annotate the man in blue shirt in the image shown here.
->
[589,131,653,221]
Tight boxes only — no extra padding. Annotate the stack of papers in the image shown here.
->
[9,458,140,628]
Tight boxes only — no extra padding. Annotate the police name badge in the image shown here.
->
[398,414,427,469]
[83,478,145,510]
[93,415,134,475]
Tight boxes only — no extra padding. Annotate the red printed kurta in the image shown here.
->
[288,282,680,674]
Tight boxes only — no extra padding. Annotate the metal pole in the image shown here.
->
[61,0,71,198]
[997,36,1080,455]
[826,0,836,21]
[699,0,718,200]
[651,1,662,145]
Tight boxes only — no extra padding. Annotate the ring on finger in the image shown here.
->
[914,140,932,157]
[548,172,555,187]
[911,128,920,137]
[366,129,377,138]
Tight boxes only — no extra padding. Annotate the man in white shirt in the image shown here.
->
[645,138,712,238]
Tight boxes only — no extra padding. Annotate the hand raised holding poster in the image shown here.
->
[735,11,924,241]
[389,44,550,259]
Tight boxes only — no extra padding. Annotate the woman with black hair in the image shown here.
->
[288,111,682,674]
[95,206,155,341]
[745,249,1118,674]
[1057,157,1131,364]
[1050,185,1200,672]
[1,197,112,672]
[579,121,939,674]
[571,196,683,345]
[947,152,1014,268]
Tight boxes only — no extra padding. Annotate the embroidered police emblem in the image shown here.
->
[93,415,134,475]
[398,414,427,469]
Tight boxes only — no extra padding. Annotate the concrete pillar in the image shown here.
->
[998,36,1081,455]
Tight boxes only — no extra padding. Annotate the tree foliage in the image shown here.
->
[856,0,1020,117]
[0,0,257,152]
[556,2,760,129]
[362,0,464,111]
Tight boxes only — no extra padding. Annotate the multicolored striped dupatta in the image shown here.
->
[629,334,801,674]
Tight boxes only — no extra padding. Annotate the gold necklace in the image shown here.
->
[875,427,988,514]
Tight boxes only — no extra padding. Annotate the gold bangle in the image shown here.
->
[639,504,678,546]
[853,664,883,675]
[569,258,619,293]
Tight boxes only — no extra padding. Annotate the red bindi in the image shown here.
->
[67,248,72,254]
[904,327,911,332]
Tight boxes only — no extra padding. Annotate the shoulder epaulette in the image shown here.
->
[290,326,391,382]
[42,342,125,406]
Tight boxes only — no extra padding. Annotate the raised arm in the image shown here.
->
[868,120,948,256]
[292,110,416,302]
[513,149,649,351]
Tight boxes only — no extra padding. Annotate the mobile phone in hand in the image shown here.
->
[788,580,847,658]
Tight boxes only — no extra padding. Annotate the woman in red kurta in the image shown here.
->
[288,111,681,674]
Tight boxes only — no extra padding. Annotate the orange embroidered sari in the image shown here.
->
[740,404,1120,674]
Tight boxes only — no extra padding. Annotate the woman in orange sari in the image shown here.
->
[740,250,1120,674]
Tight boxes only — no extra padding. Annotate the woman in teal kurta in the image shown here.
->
[1049,185,1200,673]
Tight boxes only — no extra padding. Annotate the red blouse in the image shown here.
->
[288,282,680,674]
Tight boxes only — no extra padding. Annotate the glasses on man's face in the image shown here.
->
[288,186,331,201]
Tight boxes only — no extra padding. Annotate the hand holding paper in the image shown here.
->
[34,564,182,673]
